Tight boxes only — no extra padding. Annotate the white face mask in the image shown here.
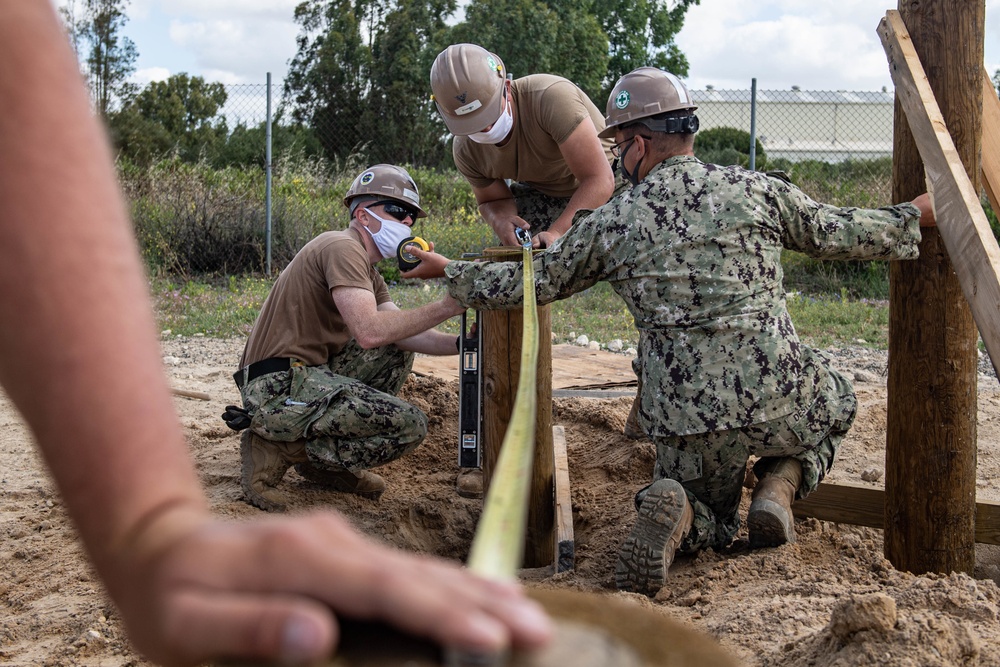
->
[468,101,513,144]
[363,208,413,259]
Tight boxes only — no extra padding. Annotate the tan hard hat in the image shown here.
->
[430,43,507,136]
[599,67,698,138]
[343,164,427,218]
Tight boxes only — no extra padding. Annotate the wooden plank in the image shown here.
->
[982,69,1000,215]
[171,387,210,401]
[552,425,575,572]
[793,481,1000,545]
[481,245,555,569]
[879,11,1000,378]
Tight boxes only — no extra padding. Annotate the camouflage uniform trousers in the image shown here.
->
[643,350,857,553]
[239,340,425,472]
[508,183,567,235]
[507,177,626,238]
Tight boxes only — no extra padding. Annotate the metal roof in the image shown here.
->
[692,89,893,104]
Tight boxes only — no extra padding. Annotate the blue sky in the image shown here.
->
[55,0,999,93]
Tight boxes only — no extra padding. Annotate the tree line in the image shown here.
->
[61,0,700,170]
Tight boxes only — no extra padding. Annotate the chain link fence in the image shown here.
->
[124,79,907,277]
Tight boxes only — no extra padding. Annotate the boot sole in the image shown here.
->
[294,464,385,501]
[616,479,688,596]
[240,434,288,513]
[747,498,796,548]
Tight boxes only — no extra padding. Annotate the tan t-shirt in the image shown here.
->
[453,74,613,198]
[240,228,390,367]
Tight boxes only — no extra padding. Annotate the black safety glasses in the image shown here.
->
[370,200,418,221]
[610,135,651,158]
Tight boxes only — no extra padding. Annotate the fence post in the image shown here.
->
[749,78,757,171]
[265,72,273,276]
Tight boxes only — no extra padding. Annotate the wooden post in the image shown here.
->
[884,2,984,574]
[481,250,555,568]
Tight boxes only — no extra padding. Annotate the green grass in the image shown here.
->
[152,275,273,337]
[151,269,894,351]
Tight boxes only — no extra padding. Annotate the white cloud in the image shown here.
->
[132,66,171,85]
[677,1,893,92]
[164,14,299,84]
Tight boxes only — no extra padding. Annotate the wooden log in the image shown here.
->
[481,248,555,568]
[879,5,985,575]
[792,481,1000,546]
[552,425,575,572]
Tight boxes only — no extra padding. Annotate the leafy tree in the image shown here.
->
[79,0,138,116]
[594,0,699,97]
[448,0,607,102]
[285,0,373,162]
[364,0,457,167]
[993,68,1000,98]
[694,126,766,170]
[110,74,228,165]
[216,121,325,169]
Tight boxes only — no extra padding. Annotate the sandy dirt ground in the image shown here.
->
[2,335,1000,666]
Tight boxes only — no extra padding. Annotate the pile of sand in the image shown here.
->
[1,336,999,665]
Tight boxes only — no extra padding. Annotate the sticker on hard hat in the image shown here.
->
[615,91,630,109]
[454,99,482,115]
[360,172,375,184]
[402,188,419,203]
[487,56,499,72]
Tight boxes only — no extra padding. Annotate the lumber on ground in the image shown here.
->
[793,481,1000,546]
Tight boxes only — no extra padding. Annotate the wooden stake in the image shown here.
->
[552,425,575,572]
[480,248,555,569]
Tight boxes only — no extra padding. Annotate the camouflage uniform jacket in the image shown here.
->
[445,155,922,437]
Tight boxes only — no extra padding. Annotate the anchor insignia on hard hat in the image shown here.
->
[360,172,374,185]
[615,91,630,109]
[456,92,467,104]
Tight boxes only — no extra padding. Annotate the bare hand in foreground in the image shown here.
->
[116,508,552,666]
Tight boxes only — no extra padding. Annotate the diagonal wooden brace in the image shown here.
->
[878,10,1000,378]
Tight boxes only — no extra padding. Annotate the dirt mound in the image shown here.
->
[2,336,1000,665]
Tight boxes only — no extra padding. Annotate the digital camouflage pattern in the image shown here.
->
[507,182,566,234]
[239,341,425,472]
[446,155,921,546]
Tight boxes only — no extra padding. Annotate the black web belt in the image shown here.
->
[233,357,292,390]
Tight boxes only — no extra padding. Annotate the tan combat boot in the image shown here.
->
[240,431,310,512]
[748,458,803,548]
[455,468,484,499]
[294,461,386,500]
[615,478,693,596]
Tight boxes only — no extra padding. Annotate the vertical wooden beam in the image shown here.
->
[982,70,1000,214]
[481,250,555,568]
[883,2,984,574]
